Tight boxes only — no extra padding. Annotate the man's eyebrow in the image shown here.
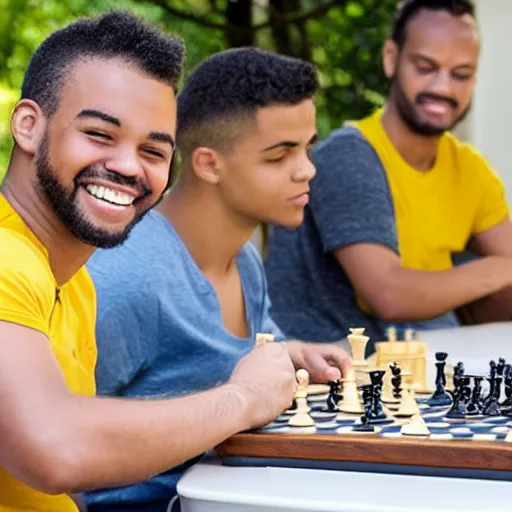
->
[76,109,120,126]
[261,133,318,153]
[148,131,175,149]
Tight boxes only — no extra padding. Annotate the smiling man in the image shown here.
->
[0,13,301,512]
[265,0,512,350]
[86,47,351,511]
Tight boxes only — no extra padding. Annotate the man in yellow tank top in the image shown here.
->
[0,10,300,512]
[265,0,512,349]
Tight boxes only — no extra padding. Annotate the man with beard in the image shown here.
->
[265,0,512,351]
[0,12,298,512]
[85,47,351,511]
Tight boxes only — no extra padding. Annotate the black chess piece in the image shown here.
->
[353,384,375,432]
[446,363,467,418]
[465,376,484,416]
[368,370,388,421]
[483,374,501,416]
[501,365,512,413]
[427,352,453,406]
[390,362,402,400]
[327,380,342,411]
[482,360,501,412]
[497,358,506,377]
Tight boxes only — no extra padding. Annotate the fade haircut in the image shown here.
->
[391,0,475,48]
[176,47,319,162]
[21,10,185,117]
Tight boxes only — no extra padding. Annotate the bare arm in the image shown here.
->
[0,321,295,496]
[335,243,512,322]
[469,218,512,257]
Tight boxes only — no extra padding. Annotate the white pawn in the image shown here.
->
[289,369,315,427]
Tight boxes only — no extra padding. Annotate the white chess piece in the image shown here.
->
[347,328,370,368]
[337,369,364,414]
[255,333,275,347]
[289,369,315,426]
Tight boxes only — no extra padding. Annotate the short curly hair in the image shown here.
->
[392,0,475,48]
[21,10,185,116]
[176,47,319,162]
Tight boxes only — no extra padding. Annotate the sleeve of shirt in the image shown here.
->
[309,129,399,254]
[470,150,510,235]
[87,253,159,396]
[0,232,53,336]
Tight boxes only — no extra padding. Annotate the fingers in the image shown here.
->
[303,350,340,383]
[305,344,351,383]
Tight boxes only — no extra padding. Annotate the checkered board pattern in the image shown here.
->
[258,392,512,442]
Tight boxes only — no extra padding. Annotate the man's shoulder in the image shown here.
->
[0,227,53,285]
[313,124,374,156]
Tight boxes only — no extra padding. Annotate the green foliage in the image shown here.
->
[0,0,396,181]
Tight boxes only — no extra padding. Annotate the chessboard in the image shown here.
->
[216,329,512,481]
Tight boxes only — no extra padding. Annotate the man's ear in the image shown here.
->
[11,99,46,157]
[190,147,223,185]
[382,39,399,79]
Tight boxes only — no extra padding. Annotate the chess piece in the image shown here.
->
[404,328,415,341]
[390,362,402,401]
[255,333,275,347]
[347,328,370,368]
[368,370,391,422]
[427,352,453,406]
[465,376,484,416]
[337,369,364,414]
[445,363,455,392]
[446,365,470,418]
[288,369,315,426]
[386,326,397,342]
[401,413,430,437]
[394,385,419,418]
[327,380,342,411]
[501,365,512,412]
[353,384,376,432]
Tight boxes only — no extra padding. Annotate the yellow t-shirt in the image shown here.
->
[351,109,509,272]
[0,193,97,512]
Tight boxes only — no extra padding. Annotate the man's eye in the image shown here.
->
[85,130,111,140]
[144,149,165,159]
[416,66,434,75]
[267,155,286,163]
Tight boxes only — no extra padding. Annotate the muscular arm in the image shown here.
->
[335,243,512,321]
[0,321,293,495]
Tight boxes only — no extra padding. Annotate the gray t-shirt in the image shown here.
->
[265,126,398,351]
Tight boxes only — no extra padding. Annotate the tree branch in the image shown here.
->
[254,0,347,31]
[145,0,236,33]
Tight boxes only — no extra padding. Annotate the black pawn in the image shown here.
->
[427,352,452,406]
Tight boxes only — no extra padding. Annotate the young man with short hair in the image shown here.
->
[86,47,351,511]
[0,12,297,512]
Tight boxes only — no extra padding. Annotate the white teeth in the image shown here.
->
[85,184,135,206]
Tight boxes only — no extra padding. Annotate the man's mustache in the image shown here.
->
[416,93,458,109]
[75,165,152,199]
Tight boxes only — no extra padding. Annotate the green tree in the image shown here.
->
[0,0,396,182]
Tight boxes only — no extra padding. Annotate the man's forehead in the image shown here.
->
[405,9,479,52]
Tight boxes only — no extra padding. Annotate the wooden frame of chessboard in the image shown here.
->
[216,429,511,474]
[217,329,512,476]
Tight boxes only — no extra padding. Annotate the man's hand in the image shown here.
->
[229,342,297,429]
[284,341,352,383]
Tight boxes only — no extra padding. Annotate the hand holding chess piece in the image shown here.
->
[229,341,296,429]
[289,369,315,427]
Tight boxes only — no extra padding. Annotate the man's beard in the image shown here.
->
[35,133,154,248]
[391,76,471,136]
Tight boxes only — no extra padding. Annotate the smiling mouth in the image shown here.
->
[85,184,136,206]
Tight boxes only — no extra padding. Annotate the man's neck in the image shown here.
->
[2,170,94,286]
[157,184,257,277]
[381,103,441,171]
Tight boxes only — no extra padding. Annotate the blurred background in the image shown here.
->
[0,0,510,204]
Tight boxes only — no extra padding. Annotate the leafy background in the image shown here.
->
[0,0,397,182]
